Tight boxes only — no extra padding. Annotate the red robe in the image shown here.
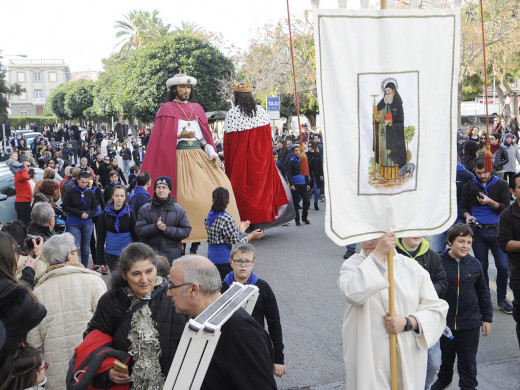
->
[140,101,217,198]
[224,110,288,224]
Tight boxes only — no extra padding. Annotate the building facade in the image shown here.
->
[7,58,71,116]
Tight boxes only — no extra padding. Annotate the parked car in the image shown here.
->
[0,165,63,224]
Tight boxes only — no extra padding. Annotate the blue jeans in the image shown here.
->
[308,173,321,204]
[471,228,509,303]
[67,222,93,267]
[425,340,441,389]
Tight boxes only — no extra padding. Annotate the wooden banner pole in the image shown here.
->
[378,2,397,388]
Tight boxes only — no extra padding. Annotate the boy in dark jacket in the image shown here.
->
[431,224,493,390]
[287,145,310,226]
[221,242,286,378]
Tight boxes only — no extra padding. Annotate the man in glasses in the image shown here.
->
[167,255,277,389]
[221,243,286,378]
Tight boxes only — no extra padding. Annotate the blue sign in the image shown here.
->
[266,97,280,111]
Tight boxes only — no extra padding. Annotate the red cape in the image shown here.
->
[140,101,217,198]
[224,124,288,224]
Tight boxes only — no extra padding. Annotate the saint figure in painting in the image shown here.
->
[373,79,407,180]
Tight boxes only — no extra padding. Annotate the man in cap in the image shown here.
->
[140,73,240,246]
[135,175,192,263]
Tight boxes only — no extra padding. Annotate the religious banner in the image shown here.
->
[314,8,460,245]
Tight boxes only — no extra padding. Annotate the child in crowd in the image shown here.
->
[221,242,286,378]
[431,224,493,390]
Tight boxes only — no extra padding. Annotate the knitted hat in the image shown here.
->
[154,176,172,191]
[505,133,515,139]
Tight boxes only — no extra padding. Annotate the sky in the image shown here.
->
[1,0,319,72]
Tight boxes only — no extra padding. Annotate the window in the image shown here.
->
[19,92,27,100]
[49,72,57,82]
[17,72,26,82]
[0,176,16,197]
[34,72,41,82]
[19,107,28,116]
[34,90,43,99]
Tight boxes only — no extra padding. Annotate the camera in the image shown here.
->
[26,235,41,250]
[468,219,482,229]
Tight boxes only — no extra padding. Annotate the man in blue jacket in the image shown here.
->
[460,156,512,313]
[432,224,493,390]
[129,171,152,216]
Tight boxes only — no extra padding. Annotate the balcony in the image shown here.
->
[33,97,45,105]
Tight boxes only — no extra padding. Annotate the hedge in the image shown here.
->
[6,116,56,129]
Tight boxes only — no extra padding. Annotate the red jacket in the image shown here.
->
[15,168,32,202]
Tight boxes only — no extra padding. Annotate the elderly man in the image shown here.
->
[167,255,277,389]
[27,233,107,390]
[338,232,448,390]
[27,202,56,242]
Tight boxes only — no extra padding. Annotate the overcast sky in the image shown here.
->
[1,0,320,72]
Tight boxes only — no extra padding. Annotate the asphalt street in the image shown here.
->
[98,202,520,389]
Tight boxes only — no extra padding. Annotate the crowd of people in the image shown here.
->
[0,76,322,388]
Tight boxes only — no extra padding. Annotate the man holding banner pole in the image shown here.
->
[338,232,448,390]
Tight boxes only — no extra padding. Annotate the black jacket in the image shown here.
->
[307,151,324,182]
[222,278,284,364]
[0,279,47,359]
[441,250,493,330]
[497,201,520,279]
[135,197,192,262]
[460,175,510,221]
[492,144,509,171]
[85,283,187,378]
[396,238,448,298]
[27,223,55,242]
[287,157,310,186]
[62,186,97,220]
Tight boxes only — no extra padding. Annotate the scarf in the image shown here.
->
[125,276,165,389]
[223,271,259,287]
[72,185,89,207]
[105,204,130,232]
[206,210,225,227]
[151,194,173,206]
[490,143,499,155]
[129,186,149,202]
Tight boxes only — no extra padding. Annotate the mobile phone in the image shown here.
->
[113,360,129,375]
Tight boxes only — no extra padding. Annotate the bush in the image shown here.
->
[6,116,56,129]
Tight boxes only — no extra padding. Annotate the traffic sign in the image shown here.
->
[266,97,280,119]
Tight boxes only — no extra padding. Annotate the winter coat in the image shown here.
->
[502,142,520,172]
[492,143,509,172]
[84,281,188,378]
[27,263,107,390]
[16,254,48,288]
[497,200,520,280]
[0,278,47,360]
[135,197,192,262]
[396,238,448,298]
[440,250,493,330]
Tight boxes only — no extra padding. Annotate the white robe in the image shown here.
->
[338,250,448,390]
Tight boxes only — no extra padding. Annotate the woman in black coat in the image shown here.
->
[0,232,47,361]
[85,243,187,389]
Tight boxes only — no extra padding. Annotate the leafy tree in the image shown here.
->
[114,10,172,57]
[103,34,234,125]
[240,11,317,128]
[46,82,71,120]
[0,51,25,123]
[63,80,95,120]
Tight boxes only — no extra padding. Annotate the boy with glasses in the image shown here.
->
[221,242,287,378]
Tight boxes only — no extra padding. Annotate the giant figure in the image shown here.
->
[223,81,290,226]
[141,74,240,242]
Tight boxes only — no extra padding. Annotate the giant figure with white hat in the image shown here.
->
[140,74,240,243]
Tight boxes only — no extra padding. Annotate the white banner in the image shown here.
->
[314,8,460,245]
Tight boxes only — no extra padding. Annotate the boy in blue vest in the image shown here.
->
[221,242,286,378]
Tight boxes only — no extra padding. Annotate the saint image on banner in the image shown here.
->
[358,72,419,195]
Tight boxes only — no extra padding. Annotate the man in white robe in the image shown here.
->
[338,232,448,390]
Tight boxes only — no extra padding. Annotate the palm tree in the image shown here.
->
[114,10,171,56]
[172,21,203,37]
